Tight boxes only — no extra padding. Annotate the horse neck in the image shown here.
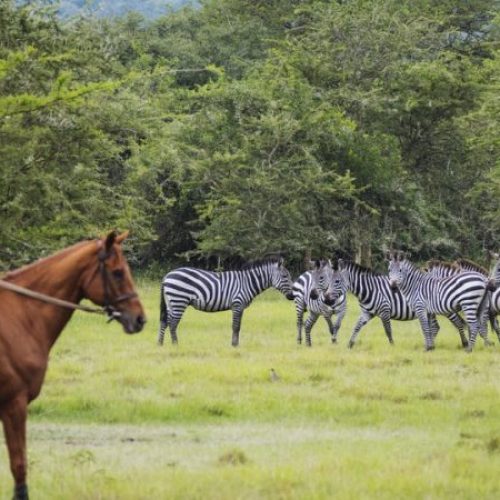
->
[7,241,97,349]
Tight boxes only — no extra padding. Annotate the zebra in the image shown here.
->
[293,259,347,346]
[158,257,294,347]
[388,252,489,351]
[455,257,500,342]
[424,259,494,346]
[332,260,470,348]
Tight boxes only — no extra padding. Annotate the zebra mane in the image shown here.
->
[240,257,283,271]
[424,259,458,271]
[341,261,385,276]
[454,258,488,276]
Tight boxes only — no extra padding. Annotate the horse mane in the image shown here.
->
[3,240,95,280]
[454,258,488,276]
[341,260,384,277]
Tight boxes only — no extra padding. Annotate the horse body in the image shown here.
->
[0,232,145,499]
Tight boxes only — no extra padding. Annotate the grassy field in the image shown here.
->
[1,280,500,499]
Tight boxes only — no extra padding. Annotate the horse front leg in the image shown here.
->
[1,395,29,500]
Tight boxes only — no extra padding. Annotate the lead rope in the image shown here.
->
[0,279,107,315]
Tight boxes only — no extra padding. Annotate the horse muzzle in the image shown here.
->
[119,311,146,334]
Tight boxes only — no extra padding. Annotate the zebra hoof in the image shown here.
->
[348,341,355,349]
[425,345,435,352]
[484,340,495,347]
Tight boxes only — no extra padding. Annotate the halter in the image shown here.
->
[97,248,138,322]
[0,245,137,322]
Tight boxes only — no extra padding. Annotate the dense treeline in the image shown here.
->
[1,0,499,273]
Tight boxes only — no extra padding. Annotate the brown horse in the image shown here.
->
[0,231,146,500]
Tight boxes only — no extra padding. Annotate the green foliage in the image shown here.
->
[1,0,499,270]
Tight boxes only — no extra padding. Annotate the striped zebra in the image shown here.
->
[456,257,500,342]
[330,260,469,348]
[158,257,294,347]
[388,253,489,351]
[293,260,347,346]
[424,259,494,346]
[333,259,419,348]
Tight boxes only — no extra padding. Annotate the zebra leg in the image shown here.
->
[167,301,189,345]
[490,313,500,342]
[428,313,440,339]
[446,313,468,347]
[324,315,338,343]
[463,307,481,352]
[348,311,374,349]
[379,310,394,345]
[295,299,305,345]
[305,312,320,347]
[329,305,346,343]
[416,310,434,351]
[479,307,494,346]
[231,305,244,347]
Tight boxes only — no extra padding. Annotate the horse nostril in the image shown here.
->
[136,315,146,329]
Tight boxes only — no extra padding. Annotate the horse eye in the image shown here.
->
[112,269,125,280]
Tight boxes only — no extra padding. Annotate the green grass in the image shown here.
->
[1,280,500,499]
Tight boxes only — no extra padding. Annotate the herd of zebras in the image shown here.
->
[157,252,500,352]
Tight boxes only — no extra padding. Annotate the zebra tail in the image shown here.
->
[158,283,168,345]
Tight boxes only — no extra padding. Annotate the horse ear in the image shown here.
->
[105,231,117,251]
[115,230,130,245]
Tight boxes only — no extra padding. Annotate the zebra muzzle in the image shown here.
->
[389,280,399,290]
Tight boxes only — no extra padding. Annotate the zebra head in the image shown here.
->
[388,251,408,289]
[309,259,344,305]
[270,258,295,300]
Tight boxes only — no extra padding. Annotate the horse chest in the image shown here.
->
[0,338,47,404]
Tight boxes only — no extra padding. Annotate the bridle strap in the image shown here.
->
[0,279,107,314]
[98,249,138,320]
[0,246,137,318]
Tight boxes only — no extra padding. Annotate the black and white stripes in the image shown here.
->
[293,260,347,346]
[388,253,489,351]
[158,257,294,346]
